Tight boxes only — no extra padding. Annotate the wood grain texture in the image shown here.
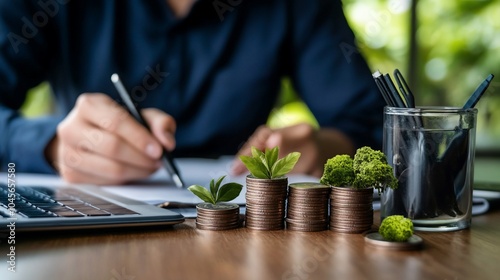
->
[1,210,499,280]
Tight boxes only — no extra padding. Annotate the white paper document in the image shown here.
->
[11,156,319,206]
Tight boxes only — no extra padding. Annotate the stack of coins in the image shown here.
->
[329,186,374,233]
[286,183,330,232]
[195,203,241,230]
[245,177,288,230]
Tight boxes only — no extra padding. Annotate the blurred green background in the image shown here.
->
[269,0,500,153]
[22,0,500,152]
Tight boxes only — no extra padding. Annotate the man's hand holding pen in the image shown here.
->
[44,93,177,185]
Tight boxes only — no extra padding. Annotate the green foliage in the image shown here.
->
[353,146,387,173]
[341,0,500,149]
[353,160,398,192]
[352,146,397,193]
[379,215,414,242]
[320,155,355,187]
[188,175,242,205]
[239,146,301,179]
[320,146,398,193]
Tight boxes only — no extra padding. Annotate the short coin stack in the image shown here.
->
[195,203,240,230]
[329,186,374,233]
[245,177,288,230]
[286,183,330,232]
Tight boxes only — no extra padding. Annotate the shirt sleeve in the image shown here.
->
[285,0,386,149]
[0,0,59,173]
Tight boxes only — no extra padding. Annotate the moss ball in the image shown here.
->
[379,215,413,242]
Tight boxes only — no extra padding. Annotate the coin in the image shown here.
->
[244,176,289,230]
[329,226,369,234]
[286,217,328,224]
[286,221,328,232]
[196,202,239,211]
[364,232,424,250]
[195,203,241,231]
[283,182,330,232]
[195,223,240,231]
[327,186,375,233]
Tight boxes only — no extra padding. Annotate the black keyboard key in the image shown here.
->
[18,210,56,218]
[39,205,68,212]
[53,211,85,217]
[59,201,87,207]
[16,186,56,204]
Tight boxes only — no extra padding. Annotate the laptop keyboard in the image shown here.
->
[0,185,138,218]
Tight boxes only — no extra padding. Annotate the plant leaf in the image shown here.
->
[187,185,215,204]
[216,182,243,203]
[258,153,271,178]
[212,175,226,200]
[239,155,270,179]
[251,147,271,177]
[209,179,216,199]
[271,152,301,178]
[265,147,279,172]
[251,146,265,159]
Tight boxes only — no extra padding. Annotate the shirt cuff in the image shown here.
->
[6,116,62,174]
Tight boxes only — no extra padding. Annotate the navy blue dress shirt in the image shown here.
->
[0,0,385,173]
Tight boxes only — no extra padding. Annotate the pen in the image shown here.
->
[393,69,415,108]
[463,74,494,109]
[372,70,395,106]
[111,73,184,188]
[383,73,406,108]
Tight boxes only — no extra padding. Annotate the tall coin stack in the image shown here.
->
[286,183,330,232]
[195,203,241,230]
[245,176,288,230]
[329,186,374,233]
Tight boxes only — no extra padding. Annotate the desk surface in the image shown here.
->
[1,210,499,280]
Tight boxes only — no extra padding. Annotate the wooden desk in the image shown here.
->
[1,210,499,280]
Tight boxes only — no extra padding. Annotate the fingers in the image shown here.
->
[73,93,164,160]
[232,123,321,177]
[50,93,178,185]
[57,121,161,170]
[56,145,158,185]
[141,108,176,151]
[232,125,273,175]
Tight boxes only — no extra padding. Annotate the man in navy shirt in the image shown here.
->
[0,0,385,184]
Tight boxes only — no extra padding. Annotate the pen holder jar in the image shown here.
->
[381,106,478,232]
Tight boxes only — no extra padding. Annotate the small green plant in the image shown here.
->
[379,215,414,242]
[188,175,243,205]
[320,155,355,187]
[320,146,398,193]
[239,146,301,179]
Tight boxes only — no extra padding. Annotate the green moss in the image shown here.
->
[379,215,414,242]
[320,155,355,186]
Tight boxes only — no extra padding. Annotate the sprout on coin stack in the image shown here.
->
[239,146,300,230]
[320,146,398,233]
[188,175,243,230]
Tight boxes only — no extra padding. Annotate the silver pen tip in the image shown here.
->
[172,174,184,188]
[111,73,119,83]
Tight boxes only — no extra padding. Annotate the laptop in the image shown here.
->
[0,183,184,232]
